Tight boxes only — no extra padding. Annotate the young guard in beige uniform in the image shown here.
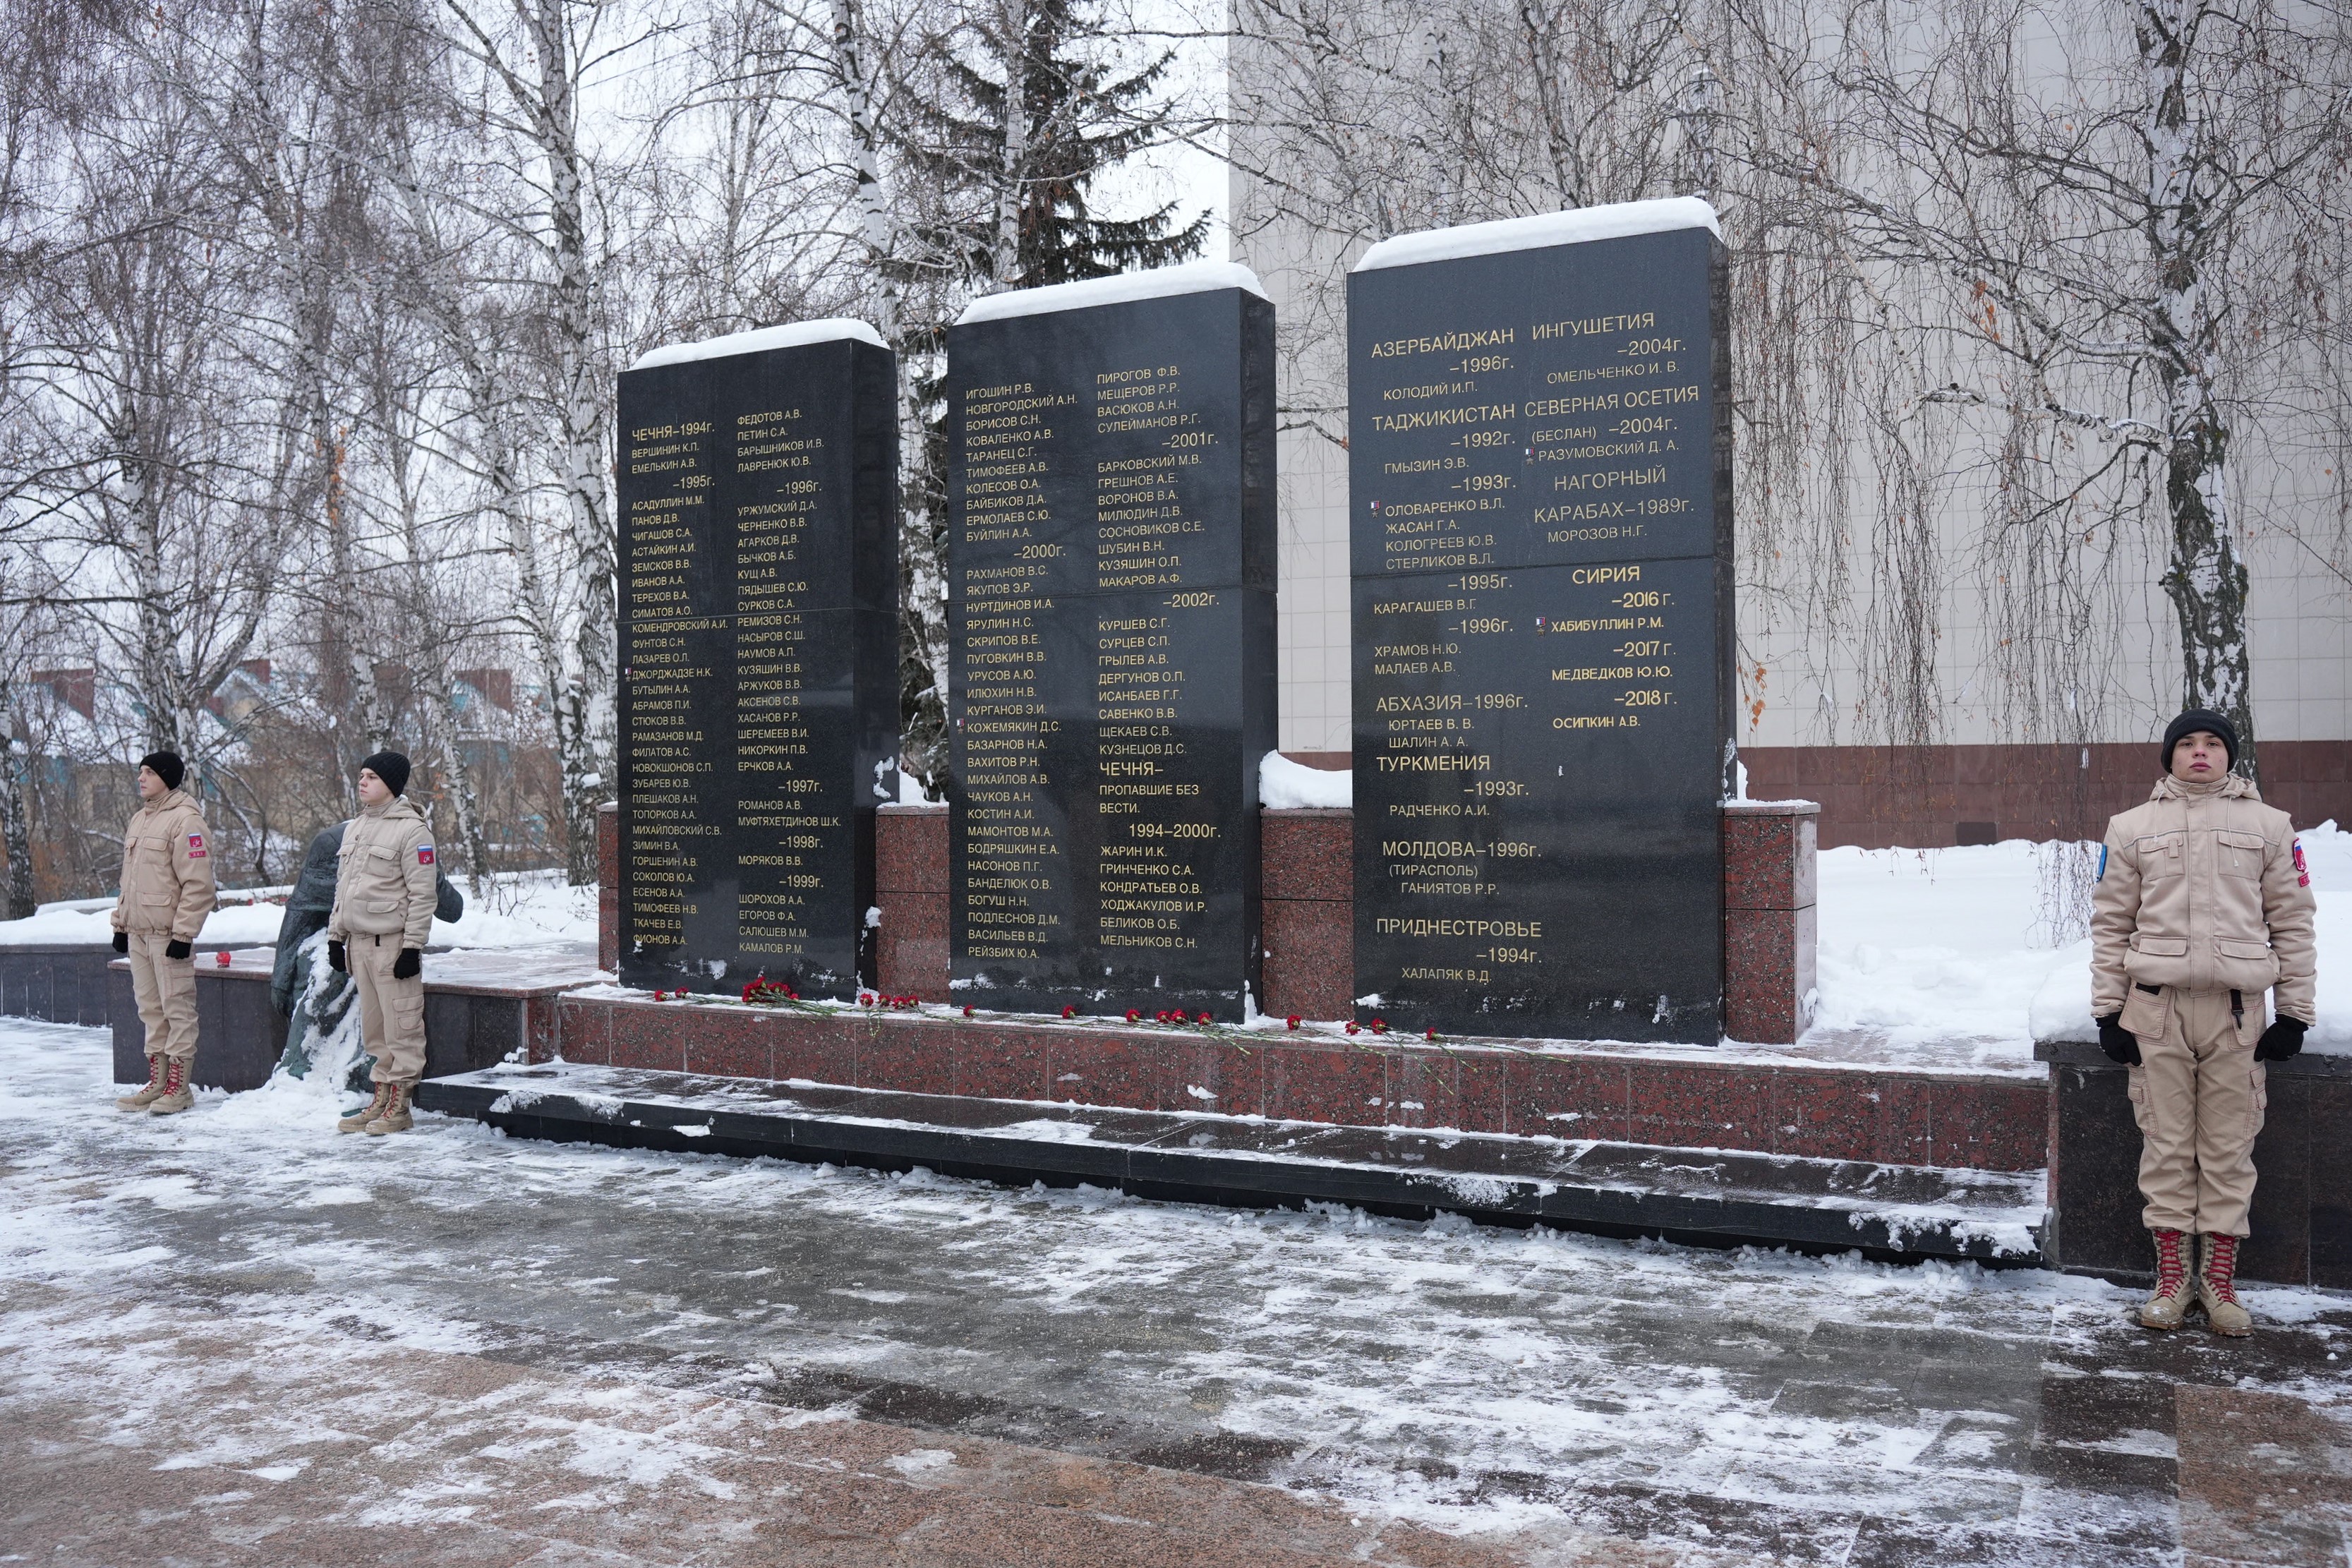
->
[327,751,438,1135]
[2092,709,2317,1335]
[112,751,217,1115]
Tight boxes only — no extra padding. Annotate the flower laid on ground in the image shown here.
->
[1370,1018,1390,1035]
[962,1004,975,1018]
[741,978,798,1005]
[1425,1027,1439,1042]
[1344,1021,1361,1036]
[1125,1008,1142,1023]
[1195,1011,1212,1024]
[1286,1015,1301,1030]
[1061,1004,1078,1018]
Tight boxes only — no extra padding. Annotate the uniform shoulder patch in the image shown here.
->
[186,832,207,859]
[2293,838,2309,887]
[418,845,435,864]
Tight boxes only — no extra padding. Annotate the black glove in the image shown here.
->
[2256,1015,2307,1062]
[392,947,421,979]
[112,931,128,954]
[327,939,347,973]
[2096,1013,2140,1066]
[164,939,192,960]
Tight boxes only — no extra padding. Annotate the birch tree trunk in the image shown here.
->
[2138,0,2251,769]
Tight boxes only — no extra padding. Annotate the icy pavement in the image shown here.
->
[4,1020,2349,1566]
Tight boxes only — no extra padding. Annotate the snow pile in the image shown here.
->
[2028,820,2352,1051]
[1353,196,1720,273]
[956,260,1267,324]
[0,868,598,952]
[1258,751,1351,809]
[1811,840,2083,1067]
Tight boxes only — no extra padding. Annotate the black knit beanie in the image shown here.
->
[359,750,411,797]
[139,751,184,791]
[2161,708,2238,771]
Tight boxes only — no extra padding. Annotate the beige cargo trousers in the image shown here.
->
[2121,985,2265,1236]
[126,934,200,1061]
[346,933,427,1082]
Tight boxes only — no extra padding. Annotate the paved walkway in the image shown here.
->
[3,1021,2347,1565]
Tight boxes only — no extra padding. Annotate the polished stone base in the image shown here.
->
[108,949,601,1090]
[4,941,241,1025]
[559,991,2046,1171]
[421,1061,2046,1262]
[2037,1039,2352,1289]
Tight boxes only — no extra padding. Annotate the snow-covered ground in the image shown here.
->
[1,1017,2346,1564]
[0,867,599,952]
[1816,823,2352,1062]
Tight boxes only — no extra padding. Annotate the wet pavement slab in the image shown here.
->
[4,1020,2348,1565]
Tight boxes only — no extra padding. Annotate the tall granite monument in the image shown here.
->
[1348,199,1735,1042]
[946,263,1277,1018]
[615,320,899,997]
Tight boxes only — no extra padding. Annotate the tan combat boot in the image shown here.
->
[364,1080,414,1137]
[116,1053,168,1111]
[146,1056,193,1116]
[338,1080,392,1135]
[2196,1233,2253,1337]
[2137,1228,2192,1330]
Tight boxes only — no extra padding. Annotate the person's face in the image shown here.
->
[2171,730,2229,783]
[356,768,391,807]
[136,765,165,801]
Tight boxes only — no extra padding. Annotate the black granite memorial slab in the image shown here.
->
[1346,212,1730,579]
[1348,201,1735,1042]
[616,322,899,997]
[946,266,1277,1017]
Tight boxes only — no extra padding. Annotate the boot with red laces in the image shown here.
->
[145,1055,193,1116]
[2196,1233,2253,1337]
[116,1053,168,1111]
[2137,1228,2191,1330]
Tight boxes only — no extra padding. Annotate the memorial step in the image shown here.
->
[416,1062,2047,1265]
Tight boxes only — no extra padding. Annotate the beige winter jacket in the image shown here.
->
[328,797,439,950]
[2090,773,2317,1022]
[111,788,217,939]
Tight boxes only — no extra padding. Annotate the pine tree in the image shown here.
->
[884,0,1207,792]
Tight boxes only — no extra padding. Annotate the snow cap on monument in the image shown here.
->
[629,317,886,371]
[1351,196,1720,273]
[955,260,1268,325]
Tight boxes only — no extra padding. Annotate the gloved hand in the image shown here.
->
[112,931,128,954]
[2256,1015,2307,1062]
[327,939,347,974]
[164,939,192,960]
[2097,1013,2140,1066]
[392,947,421,979]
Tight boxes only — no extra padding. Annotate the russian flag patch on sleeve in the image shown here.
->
[186,832,207,859]
[2293,838,2308,887]
[418,845,435,864]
